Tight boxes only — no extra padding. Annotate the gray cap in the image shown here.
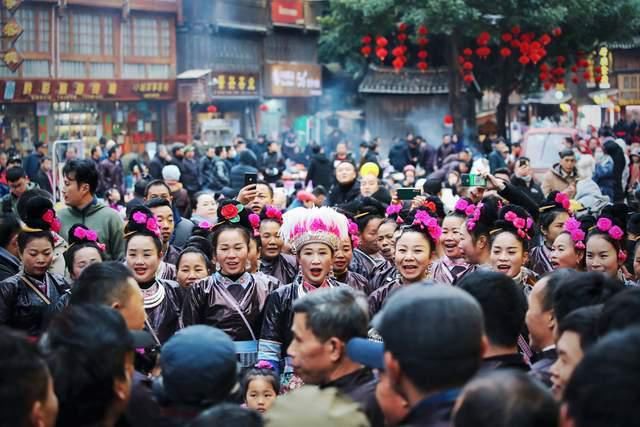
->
[348,284,484,370]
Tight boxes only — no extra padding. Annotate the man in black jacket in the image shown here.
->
[510,157,544,205]
[33,156,53,196]
[149,145,172,180]
[180,146,200,194]
[260,141,286,184]
[328,161,360,206]
[305,145,334,189]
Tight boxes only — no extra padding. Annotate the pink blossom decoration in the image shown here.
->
[505,211,518,222]
[97,243,106,251]
[386,204,402,216]
[554,192,571,210]
[609,226,624,241]
[73,227,87,239]
[513,218,526,229]
[132,211,147,224]
[199,220,213,229]
[465,205,476,216]
[249,213,261,230]
[455,199,469,212]
[596,217,613,232]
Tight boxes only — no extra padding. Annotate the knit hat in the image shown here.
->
[162,165,181,181]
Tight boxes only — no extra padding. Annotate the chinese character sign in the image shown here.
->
[266,63,322,97]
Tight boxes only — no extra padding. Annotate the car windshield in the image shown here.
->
[526,133,569,169]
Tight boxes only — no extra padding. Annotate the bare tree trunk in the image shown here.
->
[497,60,510,138]
[446,30,464,135]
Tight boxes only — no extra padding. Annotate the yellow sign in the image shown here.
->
[2,0,22,13]
[2,48,23,72]
[599,47,610,89]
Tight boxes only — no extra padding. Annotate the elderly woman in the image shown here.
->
[575,155,610,217]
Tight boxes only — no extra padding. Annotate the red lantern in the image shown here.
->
[595,76,602,83]
[570,65,578,72]
[594,66,602,73]
[530,53,541,64]
[553,67,565,76]
[418,50,429,60]
[539,34,552,45]
[443,114,454,125]
[376,48,388,60]
[417,61,429,71]
[463,74,474,84]
[418,25,428,35]
[361,35,372,44]
[207,105,218,113]
[463,61,474,71]
[361,46,372,57]
[539,72,548,81]
[519,55,530,65]
[500,47,512,57]
[510,39,521,48]
[511,25,521,34]
[583,72,591,80]
[579,59,589,68]
[463,48,473,57]
[476,46,491,59]
[458,56,466,64]
[392,46,404,57]
[398,22,408,32]
[552,27,562,37]
[259,104,269,112]
[543,82,552,90]
[540,63,550,72]
[376,36,388,47]
[501,33,513,42]
[392,57,405,70]
[418,37,429,46]
[558,78,565,85]
[519,42,530,54]
[397,33,408,42]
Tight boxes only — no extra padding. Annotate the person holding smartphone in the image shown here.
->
[510,157,544,205]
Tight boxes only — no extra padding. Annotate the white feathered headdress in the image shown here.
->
[280,207,349,253]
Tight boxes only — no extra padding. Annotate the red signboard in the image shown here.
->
[0,79,176,103]
[271,0,304,25]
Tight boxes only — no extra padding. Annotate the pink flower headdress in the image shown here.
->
[348,219,360,248]
[411,209,443,242]
[72,226,106,251]
[563,217,586,250]
[130,210,162,237]
[261,205,284,225]
[503,210,534,240]
[595,217,625,241]
[41,209,62,234]
[386,203,404,224]
[280,207,349,254]
[466,203,484,232]
[454,198,477,217]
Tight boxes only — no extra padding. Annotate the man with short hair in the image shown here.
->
[306,145,334,190]
[34,156,54,196]
[71,262,146,331]
[1,166,37,215]
[150,145,172,180]
[561,327,640,427]
[0,213,21,281]
[328,162,360,207]
[525,271,569,387]
[144,179,194,249]
[247,181,274,214]
[180,146,200,194]
[261,141,286,184]
[542,149,578,197]
[90,145,102,169]
[146,198,180,265]
[98,144,125,197]
[0,327,58,427]
[453,370,558,427]
[43,304,152,427]
[24,141,48,180]
[511,156,544,205]
[488,139,509,173]
[458,271,529,372]
[549,305,601,400]
[347,285,486,426]
[57,159,125,260]
[288,287,383,427]
[598,287,640,335]
[552,272,622,324]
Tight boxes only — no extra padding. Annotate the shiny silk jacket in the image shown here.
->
[144,279,184,343]
[0,272,71,336]
[182,273,274,341]
[260,253,298,287]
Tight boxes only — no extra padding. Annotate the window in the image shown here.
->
[14,7,50,53]
[123,15,172,58]
[22,60,50,78]
[60,12,115,56]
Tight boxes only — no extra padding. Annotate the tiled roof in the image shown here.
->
[609,37,640,50]
[358,65,450,95]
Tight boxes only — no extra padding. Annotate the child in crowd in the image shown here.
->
[242,361,280,413]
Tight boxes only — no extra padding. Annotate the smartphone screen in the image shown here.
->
[461,174,487,187]
[244,173,258,187]
[397,188,422,200]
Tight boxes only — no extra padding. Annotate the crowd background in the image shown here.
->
[1,122,640,427]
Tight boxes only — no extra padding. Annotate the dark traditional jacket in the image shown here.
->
[529,347,557,387]
[0,247,21,282]
[478,353,530,374]
[142,279,183,343]
[157,261,177,282]
[368,275,405,317]
[259,278,345,368]
[182,272,273,342]
[428,256,470,285]
[368,261,396,296]
[328,181,361,207]
[163,245,181,266]
[334,271,368,293]
[349,248,379,279]
[260,254,298,287]
[0,272,71,336]
[528,244,553,277]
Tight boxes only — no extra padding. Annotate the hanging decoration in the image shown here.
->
[361,35,372,58]
[207,105,218,113]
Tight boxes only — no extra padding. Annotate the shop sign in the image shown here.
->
[2,0,22,13]
[272,0,304,25]
[2,48,23,72]
[0,79,176,103]
[2,18,23,42]
[210,72,259,97]
[599,47,611,89]
[265,63,322,97]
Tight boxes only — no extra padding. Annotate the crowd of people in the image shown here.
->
[1,127,640,427]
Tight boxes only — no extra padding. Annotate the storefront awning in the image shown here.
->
[177,69,211,80]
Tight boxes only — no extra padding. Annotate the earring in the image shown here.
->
[245,261,251,271]
[215,262,221,272]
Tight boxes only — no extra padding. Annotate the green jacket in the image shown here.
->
[57,199,125,261]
